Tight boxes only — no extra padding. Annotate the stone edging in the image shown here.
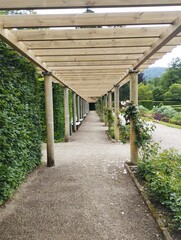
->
[106,130,116,143]
[125,163,173,240]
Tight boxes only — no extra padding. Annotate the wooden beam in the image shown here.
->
[1,12,180,28]
[0,26,75,91]
[51,65,131,71]
[35,47,148,56]
[133,17,181,69]
[108,26,180,89]
[0,26,47,71]
[46,61,135,67]
[12,27,167,41]
[0,0,180,10]
[40,55,141,62]
[25,38,155,49]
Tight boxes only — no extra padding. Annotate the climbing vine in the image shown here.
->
[124,101,155,147]
[0,42,42,204]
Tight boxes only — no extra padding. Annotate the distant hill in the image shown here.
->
[143,67,166,80]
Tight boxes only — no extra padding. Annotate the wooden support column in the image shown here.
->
[72,92,77,132]
[87,102,89,113]
[114,85,120,141]
[80,97,83,120]
[64,87,70,142]
[82,99,85,117]
[129,70,139,164]
[104,94,108,125]
[77,95,80,122]
[108,91,112,109]
[43,72,55,167]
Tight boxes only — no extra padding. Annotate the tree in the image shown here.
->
[164,83,181,101]
[159,58,181,92]
[138,83,153,100]
[152,87,164,101]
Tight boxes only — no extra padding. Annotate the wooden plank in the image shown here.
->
[1,12,180,28]
[35,47,147,56]
[108,17,180,91]
[0,0,180,10]
[25,38,155,49]
[133,17,181,69]
[46,61,135,67]
[12,27,167,41]
[63,78,120,82]
[52,65,130,71]
[41,55,141,62]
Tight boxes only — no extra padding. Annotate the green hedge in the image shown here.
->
[139,100,181,110]
[53,83,65,141]
[0,42,41,203]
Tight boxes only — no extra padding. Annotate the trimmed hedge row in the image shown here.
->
[0,43,69,204]
[0,42,42,203]
[139,100,181,110]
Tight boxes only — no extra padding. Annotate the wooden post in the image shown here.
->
[104,94,108,125]
[108,91,112,109]
[81,98,83,119]
[129,70,139,164]
[72,92,77,132]
[77,95,80,122]
[87,102,89,113]
[43,72,55,167]
[64,87,70,142]
[82,99,85,117]
[114,85,120,141]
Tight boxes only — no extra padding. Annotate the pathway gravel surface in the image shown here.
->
[0,111,164,240]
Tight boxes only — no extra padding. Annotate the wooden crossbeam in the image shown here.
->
[40,55,141,62]
[133,17,181,69]
[25,38,155,49]
[51,65,130,71]
[0,0,180,10]
[46,61,135,67]
[1,12,180,28]
[12,27,167,41]
[0,27,87,99]
[35,47,148,56]
[0,26,48,71]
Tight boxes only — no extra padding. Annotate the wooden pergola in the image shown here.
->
[0,1,181,166]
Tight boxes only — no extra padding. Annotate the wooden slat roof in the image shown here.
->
[0,1,181,102]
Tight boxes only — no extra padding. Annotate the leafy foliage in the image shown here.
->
[140,58,181,102]
[0,42,41,203]
[138,148,181,230]
[53,84,65,142]
[123,102,155,147]
[138,83,153,100]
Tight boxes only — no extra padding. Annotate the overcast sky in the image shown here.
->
[37,6,181,68]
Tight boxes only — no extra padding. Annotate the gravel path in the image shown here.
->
[0,111,163,240]
[153,123,181,153]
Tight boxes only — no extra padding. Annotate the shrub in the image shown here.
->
[170,113,181,126]
[138,148,181,230]
[107,108,114,131]
[153,105,177,118]
[139,100,154,110]
[119,124,130,143]
[138,105,149,114]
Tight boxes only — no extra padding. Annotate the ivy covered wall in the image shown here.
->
[0,42,42,203]
[0,42,73,203]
